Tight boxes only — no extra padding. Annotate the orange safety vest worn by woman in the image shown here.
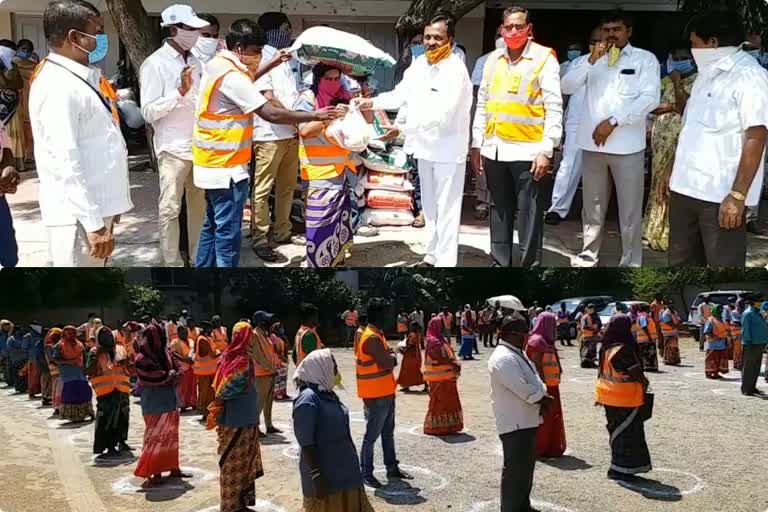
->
[660,312,678,337]
[636,316,657,343]
[254,329,281,377]
[423,344,458,382]
[297,89,354,181]
[541,352,561,386]
[295,325,324,364]
[595,345,644,408]
[90,356,131,398]
[356,326,396,399]
[193,336,218,377]
[708,318,728,341]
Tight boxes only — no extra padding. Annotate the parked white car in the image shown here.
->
[598,301,649,327]
[684,290,764,340]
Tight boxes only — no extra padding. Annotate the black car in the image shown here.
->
[548,296,615,339]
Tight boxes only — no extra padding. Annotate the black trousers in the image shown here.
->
[500,427,538,512]
[668,192,747,266]
[484,158,543,267]
[741,344,765,394]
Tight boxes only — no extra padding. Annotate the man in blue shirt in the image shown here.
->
[739,301,768,396]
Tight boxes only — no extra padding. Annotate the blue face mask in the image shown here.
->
[671,59,694,74]
[16,50,32,60]
[567,49,581,61]
[411,44,425,58]
[88,34,109,64]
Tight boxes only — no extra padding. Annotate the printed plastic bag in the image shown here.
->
[359,171,414,192]
[325,105,371,152]
[289,26,396,76]
[361,208,415,227]
[366,189,414,210]
[361,148,413,174]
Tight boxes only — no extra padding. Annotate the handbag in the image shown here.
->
[639,392,654,421]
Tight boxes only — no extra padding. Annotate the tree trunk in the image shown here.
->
[394,0,485,82]
[105,0,159,69]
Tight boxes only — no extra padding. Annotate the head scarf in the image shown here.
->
[58,325,84,366]
[95,325,116,361]
[207,321,253,430]
[135,323,173,386]
[425,316,446,352]
[601,314,636,348]
[294,348,336,392]
[312,64,350,109]
[45,327,62,346]
[123,321,141,332]
[527,311,556,353]
[710,304,723,320]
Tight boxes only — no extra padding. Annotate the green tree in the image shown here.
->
[126,283,164,319]
[0,269,125,310]
[679,0,768,39]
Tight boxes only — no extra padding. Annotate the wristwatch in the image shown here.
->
[729,190,746,202]
[608,116,618,127]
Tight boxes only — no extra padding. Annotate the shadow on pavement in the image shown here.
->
[57,419,95,429]
[140,479,195,502]
[435,432,476,444]
[617,477,683,502]
[373,480,427,505]
[541,455,593,471]
[259,433,291,445]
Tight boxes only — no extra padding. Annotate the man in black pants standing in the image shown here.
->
[470,6,562,267]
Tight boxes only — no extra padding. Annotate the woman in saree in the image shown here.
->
[169,326,197,412]
[730,299,745,371]
[293,349,374,512]
[642,41,697,251]
[398,321,426,392]
[423,316,463,436]
[23,330,43,399]
[206,322,264,512]
[659,304,681,365]
[294,64,353,267]
[595,314,652,481]
[458,305,477,361]
[703,305,729,379]
[43,328,63,410]
[12,39,38,163]
[525,311,566,459]
[53,326,94,422]
[134,323,189,485]
[86,327,132,460]
[8,326,27,393]
[270,321,291,401]
[194,321,218,423]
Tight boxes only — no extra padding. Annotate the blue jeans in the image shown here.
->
[0,196,18,268]
[345,168,360,230]
[196,178,249,268]
[360,395,398,477]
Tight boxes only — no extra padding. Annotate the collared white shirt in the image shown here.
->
[561,43,660,155]
[139,42,202,161]
[253,45,299,142]
[472,42,563,162]
[488,342,547,435]
[193,50,268,190]
[670,50,768,207]
[561,55,590,132]
[373,53,472,164]
[29,52,132,232]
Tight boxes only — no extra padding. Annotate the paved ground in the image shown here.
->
[9,170,768,267]
[1,336,767,512]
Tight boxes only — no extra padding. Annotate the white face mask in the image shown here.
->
[194,37,219,60]
[172,28,200,51]
[691,46,739,73]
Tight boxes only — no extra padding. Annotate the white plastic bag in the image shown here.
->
[361,208,415,227]
[325,105,371,152]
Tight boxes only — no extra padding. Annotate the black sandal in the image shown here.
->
[253,244,278,262]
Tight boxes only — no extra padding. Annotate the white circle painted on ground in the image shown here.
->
[569,376,596,384]
[349,410,366,423]
[647,380,690,389]
[195,500,287,512]
[711,388,739,396]
[468,498,576,512]
[365,464,447,496]
[402,424,472,438]
[111,466,216,494]
[615,468,705,497]
[281,442,300,460]
[683,372,741,386]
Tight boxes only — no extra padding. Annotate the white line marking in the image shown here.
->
[111,466,216,494]
[468,498,576,512]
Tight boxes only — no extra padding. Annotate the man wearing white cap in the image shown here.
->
[140,4,210,267]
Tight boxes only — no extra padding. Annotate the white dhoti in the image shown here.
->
[418,159,466,267]
[548,129,583,219]
[47,217,115,267]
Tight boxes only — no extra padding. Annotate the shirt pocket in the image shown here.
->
[691,93,736,133]
[617,71,639,98]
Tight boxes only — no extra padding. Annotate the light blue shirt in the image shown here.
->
[703,319,727,351]
[741,307,768,346]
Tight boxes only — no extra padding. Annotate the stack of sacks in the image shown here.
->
[359,140,415,226]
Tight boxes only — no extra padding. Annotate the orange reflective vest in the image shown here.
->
[636,316,657,343]
[582,315,598,339]
[595,345,644,408]
[295,326,324,365]
[660,311,679,337]
[423,344,457,383]
[254,329,280,377]
[541,352,561,386]
[353,326,365,353]
[91,365,131,397]
[193,336,218,376]
[297,90,353,181]
[212,327,228,353]
[167,323,179,342]
[356,326,396,399]
[193,54,254,168]
[708,319,728,341]
[482,42,555,143]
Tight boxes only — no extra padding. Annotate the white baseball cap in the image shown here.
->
[160,4,209,29]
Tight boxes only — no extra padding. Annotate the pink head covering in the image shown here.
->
[425,316,446,352]
[527,311,557,353]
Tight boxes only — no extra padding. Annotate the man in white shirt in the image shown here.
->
[471,6,563,268]
[190,13,221,64]
[140,4,210,267]
[562,11,660,268]
[0,127,19,268]
[250,12,302,262]
[488,312,551,512]
[192,19,342,267]
[668,11,768,266]
[30,0,133,267]
[546,27,602,225]
[357,13,473,267]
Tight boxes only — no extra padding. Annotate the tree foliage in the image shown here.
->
[0,269,125,310]
[126,283,164,319]
[680,0,768,40]
[626,267,768,302]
